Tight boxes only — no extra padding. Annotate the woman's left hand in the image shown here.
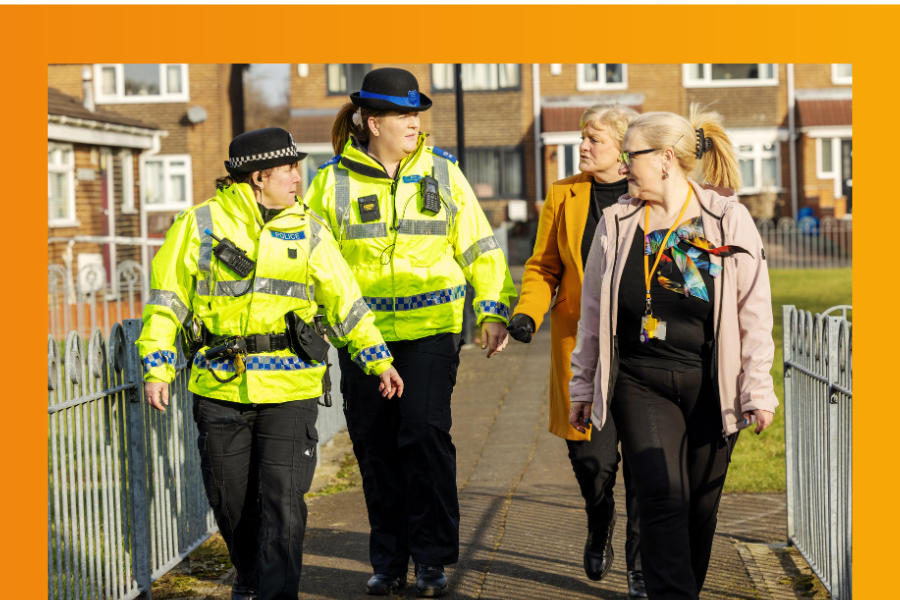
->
[743,409,775,434]
[481,322,509,358]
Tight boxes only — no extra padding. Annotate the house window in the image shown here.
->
[295,143,336,197]
[683,64,778,88]
[49,143,77,227]
[327,64,371,94]
[119,150,137,214]
[431,64,521,92]
[736,142,780,195]
[832,64,852,85]
[141,154,192,211]
[816,136,852,201]
[94,64,190,103]
[445,146,524,199]
[576,64,627,91]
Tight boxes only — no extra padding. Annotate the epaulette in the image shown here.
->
[319,155,342,170]
[430,146,458,164]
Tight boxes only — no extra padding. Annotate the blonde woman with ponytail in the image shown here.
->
[568,103,777,599]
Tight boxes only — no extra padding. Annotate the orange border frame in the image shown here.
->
[10,5,877,597]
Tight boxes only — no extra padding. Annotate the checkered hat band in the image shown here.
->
[193,353,319,372]
[228,145,300,170]
[476,300,511,321]
[142,350,177,373]
[352,344,393,370]
[364,285,466,312]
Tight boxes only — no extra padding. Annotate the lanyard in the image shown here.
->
[643,186,693,315]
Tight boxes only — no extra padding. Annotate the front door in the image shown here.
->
[841,139,852,214]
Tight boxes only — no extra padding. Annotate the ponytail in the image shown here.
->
[331,103,389,155]
[688,102,742,190]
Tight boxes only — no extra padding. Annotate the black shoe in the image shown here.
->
[415,564,448,598]
[366,573,405,595]
[584,511,616,581]
[231,585,258,600]
[627,570,648,598]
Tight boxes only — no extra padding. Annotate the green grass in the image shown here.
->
[307,451,360,498]
[724,268,852,493]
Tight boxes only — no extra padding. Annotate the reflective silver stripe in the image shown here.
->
[432,155,457,226]
[147,289,191,324]
[212,280,253,296]
[195,205,214,272]
[327,297,371,339]
[254,277,314,300]
[333,166,351,228]
[308,218,323,255]
[197,279,210,296]
[455,235,501,269]
[346,222,388,239]
[398,220,447,236]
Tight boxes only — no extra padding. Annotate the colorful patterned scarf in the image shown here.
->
[644,217,751,301]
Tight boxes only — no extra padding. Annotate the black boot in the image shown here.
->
[584,511,616,581]
[627,570,648,598]
[366,573,406,595]
[415,564,448,598]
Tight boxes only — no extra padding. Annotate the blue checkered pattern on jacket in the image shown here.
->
[364,285,466,312]
[352,344,392,370]
[192,353,319,372]
[476,300,511,321]
[142,350,177,373]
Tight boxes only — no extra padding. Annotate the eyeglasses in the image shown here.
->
[618,148,661,167]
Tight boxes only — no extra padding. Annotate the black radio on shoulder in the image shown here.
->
[421,176,440,216]
[357,195,381,223]
[204,228,255,277]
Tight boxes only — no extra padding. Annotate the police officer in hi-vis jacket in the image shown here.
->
[138,127,403,600]
[305,68,517,597]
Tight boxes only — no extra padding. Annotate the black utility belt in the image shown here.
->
[203,330,290,354]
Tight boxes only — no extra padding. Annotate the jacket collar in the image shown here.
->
[217,182,303,228]
[609,179,737,222]
[340,132,428,180]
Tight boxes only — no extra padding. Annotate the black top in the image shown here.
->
[616,220,716,372]
[582,178,629,269]
[257,203,287,224]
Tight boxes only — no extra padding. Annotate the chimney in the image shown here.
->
[82,66,95,113]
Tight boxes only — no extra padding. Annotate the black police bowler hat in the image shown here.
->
[350,68,433,112]
[225,127,307,175]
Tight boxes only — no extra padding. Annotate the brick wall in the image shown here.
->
[794,64,846,89]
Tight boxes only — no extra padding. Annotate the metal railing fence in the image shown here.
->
[49,320,216,600]
[48,319,350,599]
[783,305,852,599]
[758,216,852,269]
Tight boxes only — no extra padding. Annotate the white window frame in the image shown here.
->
[831,64,852,85]
[48,142,78,227]
[682,64,778,88]
[140,154,193,212]
[728,129,786,195]
[94,64,190,104]
[296,143,335,197]
[815,136,851,200]
[431,64,521,92]
[576,64,628,91]
[120,150,137,214]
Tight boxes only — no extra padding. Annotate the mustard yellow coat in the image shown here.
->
[513,172,597,441]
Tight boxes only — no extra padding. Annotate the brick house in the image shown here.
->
[289,63,852,234]
[48,84,165,292]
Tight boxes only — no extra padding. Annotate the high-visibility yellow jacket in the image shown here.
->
[304,134,517,342]
[136,182,393,404]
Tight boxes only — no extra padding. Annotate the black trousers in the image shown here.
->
[565,412,642,571]
[338,333,461,577]
[193,395,319,600]
[611,363,737,600]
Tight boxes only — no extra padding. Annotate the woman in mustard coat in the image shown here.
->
[507,104,645,597]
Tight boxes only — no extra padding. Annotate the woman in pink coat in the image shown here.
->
[569,103,778,600]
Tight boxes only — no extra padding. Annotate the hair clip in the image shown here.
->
[352,109,363,127]
[695,128,713,159]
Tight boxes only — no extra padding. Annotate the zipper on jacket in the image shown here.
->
[607,214,621,410]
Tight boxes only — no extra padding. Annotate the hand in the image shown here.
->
[569,401,593,433]
[482,322,509,358]
[378,367,404,399]
[506,314,535,344]
[743,409,774,434]
[144,381,169,412]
